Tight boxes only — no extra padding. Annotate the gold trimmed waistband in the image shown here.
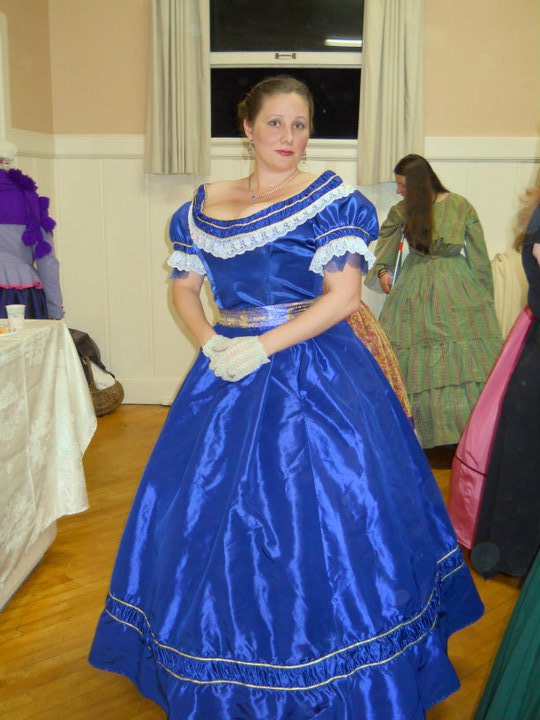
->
[216,300,314,328]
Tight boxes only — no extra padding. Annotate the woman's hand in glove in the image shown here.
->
[209,336,269,382]
[201,334,231,360]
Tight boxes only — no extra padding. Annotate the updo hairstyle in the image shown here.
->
[237,76,314,135]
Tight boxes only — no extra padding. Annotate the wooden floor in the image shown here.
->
[0,406,520,719]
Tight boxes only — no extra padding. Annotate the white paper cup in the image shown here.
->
[6,304,26,330]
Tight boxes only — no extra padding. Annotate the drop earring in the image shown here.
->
[248,140,255,159]
[302,149,308,164]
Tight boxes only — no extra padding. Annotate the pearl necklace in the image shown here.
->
[248,169,300,201]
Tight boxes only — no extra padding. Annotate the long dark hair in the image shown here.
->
[394,154,449,254]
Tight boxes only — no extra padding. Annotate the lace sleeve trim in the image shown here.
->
[166,250,207,275]
[188,184,356,259]
[309,236,376,276]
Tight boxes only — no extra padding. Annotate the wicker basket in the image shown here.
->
[83,355,124,416]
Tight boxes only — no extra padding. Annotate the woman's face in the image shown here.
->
[395,174,407,197]
[243,92,310,171]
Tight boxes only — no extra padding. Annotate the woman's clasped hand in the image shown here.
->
[205,334,269,381]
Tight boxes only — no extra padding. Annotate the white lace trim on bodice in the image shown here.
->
[188,184,357,260]
[309,236,376,276]
[166,250,207,276]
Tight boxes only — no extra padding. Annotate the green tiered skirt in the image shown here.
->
[379,252,502,448]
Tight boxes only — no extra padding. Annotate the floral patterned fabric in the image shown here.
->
[347,301,412,420]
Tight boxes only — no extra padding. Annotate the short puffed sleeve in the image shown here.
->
[166,201,207,278]
[309,190,379,275]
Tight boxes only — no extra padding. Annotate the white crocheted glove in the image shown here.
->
[209,336,269,382]
[201,334,231,359]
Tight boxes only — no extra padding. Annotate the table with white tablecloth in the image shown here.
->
[0,320,96,609]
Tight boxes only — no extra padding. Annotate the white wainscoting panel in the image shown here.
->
[7,131,539,403]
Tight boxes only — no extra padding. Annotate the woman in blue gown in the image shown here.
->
[89,76,484,719]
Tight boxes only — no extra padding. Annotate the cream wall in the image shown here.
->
[1,1,539,403]
[48,0,150,134]
[0,0,53,133]
[425,0,540,136]
[1,0,538,135]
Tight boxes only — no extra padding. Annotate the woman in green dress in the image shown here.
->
[366,154,502,448]
[474,549,540,720]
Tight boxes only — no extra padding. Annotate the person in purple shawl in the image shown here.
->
[0,140,63,319]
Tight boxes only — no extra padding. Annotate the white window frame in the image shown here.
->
[210,51,362,160]
[209,0,364,159]
[211,51,362,69]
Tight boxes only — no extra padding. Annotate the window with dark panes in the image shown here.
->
[210,0,364,139]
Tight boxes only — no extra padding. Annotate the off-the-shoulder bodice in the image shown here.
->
[168,171,379,310]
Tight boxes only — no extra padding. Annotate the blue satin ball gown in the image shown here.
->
[89,171,483,719]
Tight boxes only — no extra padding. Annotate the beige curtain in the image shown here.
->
[145,0,210,175]
[357,0,424,185]
[491,250,528,338]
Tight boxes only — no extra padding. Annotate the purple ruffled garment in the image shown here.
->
[0,169,56,258]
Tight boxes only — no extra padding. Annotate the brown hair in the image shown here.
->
[394,154,449,254]
[237,76,314,135]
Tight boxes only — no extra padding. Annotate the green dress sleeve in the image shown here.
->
[365,203,404,289]
[463,202,494,297]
